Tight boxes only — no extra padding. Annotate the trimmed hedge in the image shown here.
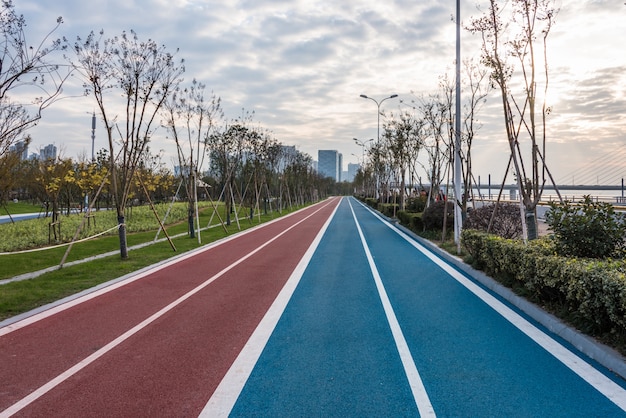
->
[364,198,378,209]
[462,229,626,335]
[378,203,399,218]
[397,210,424,232]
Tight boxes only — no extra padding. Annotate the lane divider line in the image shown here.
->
[0,199,340,418]
[347,198,436,417]
[355,198,626,412]
[199,196,341,417]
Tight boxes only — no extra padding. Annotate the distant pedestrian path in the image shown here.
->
[0,213,42,224]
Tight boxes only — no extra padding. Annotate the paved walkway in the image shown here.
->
[1,197,625,417]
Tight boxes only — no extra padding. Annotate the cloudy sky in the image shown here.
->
[16,0,626,186]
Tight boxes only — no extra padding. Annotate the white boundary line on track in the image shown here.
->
[0,199,339,418]
[0,199,333,337]
[347,199,436,417]
[199,197,341,417]
[356,198,626,412]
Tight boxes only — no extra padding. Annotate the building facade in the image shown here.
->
[9,141,28,160]
[343,162,360,182]
[317,150,342,182]
[40,144,57,160]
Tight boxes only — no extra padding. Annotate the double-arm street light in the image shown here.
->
[359,94,398,199]
[359,94,398,146]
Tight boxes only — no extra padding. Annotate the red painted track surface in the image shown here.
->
[0,197,341,417]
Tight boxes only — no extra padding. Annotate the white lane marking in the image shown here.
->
[199,197,341,417]
[347,199,436,417]
[0,199,334,337]
[356,199,626,412]
[0,199,339,418]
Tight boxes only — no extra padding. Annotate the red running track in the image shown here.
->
[0,197,341,417]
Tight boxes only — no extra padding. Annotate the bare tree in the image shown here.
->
[420,95,450,206]
[207,121,247,225]
[69,30,184,258]
[163,79,222,239]
[468,0,559,240]
[448,59,492,219]
[0,1,69,213]
[0,1,68,156]
[244,128,278,219]
[383,111,424,211]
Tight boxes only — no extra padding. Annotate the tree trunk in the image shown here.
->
[525,208,538,241]
[118,215,128,259]
[188,209,195,238]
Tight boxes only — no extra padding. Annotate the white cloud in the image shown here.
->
[10,0,626,185]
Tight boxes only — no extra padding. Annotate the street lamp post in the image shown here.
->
[359,94,398,200]
[453,0,462,252]
[353,138,373,197]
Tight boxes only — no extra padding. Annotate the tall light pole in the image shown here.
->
[359,94,398,200]
[354,138,373,197]
[85,111,97,162]
[453,0,462,252]
[84,112,97,211]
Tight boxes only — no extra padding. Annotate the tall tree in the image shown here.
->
[208,122,247,225]
[244,128,278,220]
[383,111,424,211]
[419,95,450,206]
[0,1,68,156]
[0,1,69,212]
[441,61,492,220]
[70,30,184,258]
[163,79,222,238]
[468,0,559,240]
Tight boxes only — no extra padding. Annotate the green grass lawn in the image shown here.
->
[0,201,44,216]
[0,203,303,322]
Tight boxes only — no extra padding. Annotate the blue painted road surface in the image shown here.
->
[202,197,626,417]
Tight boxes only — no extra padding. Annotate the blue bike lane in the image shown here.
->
[203,197,626,417]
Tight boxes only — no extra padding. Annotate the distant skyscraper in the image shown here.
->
[318,150,342,182]
[174,165,191,177]
[345,163,359,182]
[338,153,343,182]
[9,140,28,160]
[40,144,57,160]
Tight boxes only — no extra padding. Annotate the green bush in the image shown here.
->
[462,229,626,336]
[405,195,427,213]
[396,210,424,232]
[545,196,626,259]
[378,203,399,218]
[364,198,378,209]
[422,201,454,231]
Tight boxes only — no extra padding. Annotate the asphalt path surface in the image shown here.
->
[1,196,625,417]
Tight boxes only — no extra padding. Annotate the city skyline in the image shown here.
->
[13,1,626,186]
